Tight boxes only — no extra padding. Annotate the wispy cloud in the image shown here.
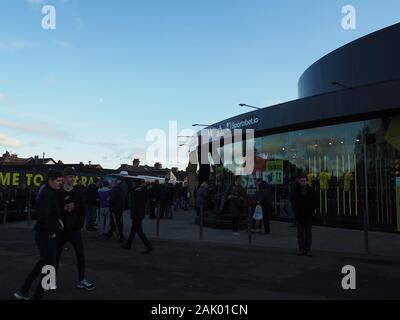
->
[26,0,47,5]
[43,75,61,86]
[0,119,67,138]
[0,134,21,148]
[0,94,16,108]
[26,0,70,6]
[0,40,39,52]
[54,40,73,49]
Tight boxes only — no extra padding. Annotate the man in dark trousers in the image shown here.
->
[227,179,244,236]
[122,179,153,253]
[14,170,63,300]
[106,178,126,241]
[256,180,273,234]
[290,175,318,257]
[56,168,95,291]
[15,183,28,216]
[85,178,100,231]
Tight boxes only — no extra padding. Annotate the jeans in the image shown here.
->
[86,205,97,229]
[165,205,174,219]
[56,230,86,282]
[297,223,312,252]
[19,232,57,300]
[108,210,124,239]
[99,208,110,234]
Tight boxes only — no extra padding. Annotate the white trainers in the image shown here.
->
[77,279,95,291]
[14,291,30,300]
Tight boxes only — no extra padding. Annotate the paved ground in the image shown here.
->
[136,210,400,258]
[1,211,400,300]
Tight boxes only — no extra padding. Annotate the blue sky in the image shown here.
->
[0,0,399,169]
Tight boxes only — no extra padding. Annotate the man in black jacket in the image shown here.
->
[56,168,94,291]
[290,175,318,257]
[106,178,126,241]
[122,179,153,253]
[14,169,63,300]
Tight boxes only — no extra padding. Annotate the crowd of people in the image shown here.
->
[11,168,192,300]
[11,167,317,300]
[0,184,37,218]
[195,174,318,257]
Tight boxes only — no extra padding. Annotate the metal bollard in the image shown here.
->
[27,201,32,227]
[3,204,7,225]
[199,206,204,240]
[248,207,252,245]
[156,204,160,237]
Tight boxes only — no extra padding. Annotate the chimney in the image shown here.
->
[154,162,162,169]
[132,158,140,168]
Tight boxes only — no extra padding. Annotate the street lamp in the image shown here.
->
[238,103,262,110]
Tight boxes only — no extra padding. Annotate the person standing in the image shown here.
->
[256,180,273,234]
[14,170,63,300]
[148,181,158,219]
[122,179,153,253]
[56,168,95,290]
[181,182,189,211]
[228,179,244,236]
[15,183,28,217]
[290,175,318,257]
[85,178,101,231]
[165,183,175,219]
[98,180,111,236]
[195,182,209,217]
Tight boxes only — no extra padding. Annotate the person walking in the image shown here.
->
[122,179,153,253]
[106,178,126,241]
[290,174,318,257]
[98,180,111,236]
[56,168,95,291]
[14,170,63,300]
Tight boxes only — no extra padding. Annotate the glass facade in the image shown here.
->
[211,115,400,233]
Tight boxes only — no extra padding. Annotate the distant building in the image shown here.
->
[0,152,58,166]
[118,158,186,182]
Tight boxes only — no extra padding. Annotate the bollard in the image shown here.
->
[27,201,32,227]
[199,206,204,240]
[3,204,7,225]
[248,207,252,245]
[156,204,160,237]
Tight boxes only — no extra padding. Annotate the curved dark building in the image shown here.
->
[299,23,400,98]
[193,23,400,233]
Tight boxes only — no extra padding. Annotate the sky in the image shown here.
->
[0,0,399,170]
